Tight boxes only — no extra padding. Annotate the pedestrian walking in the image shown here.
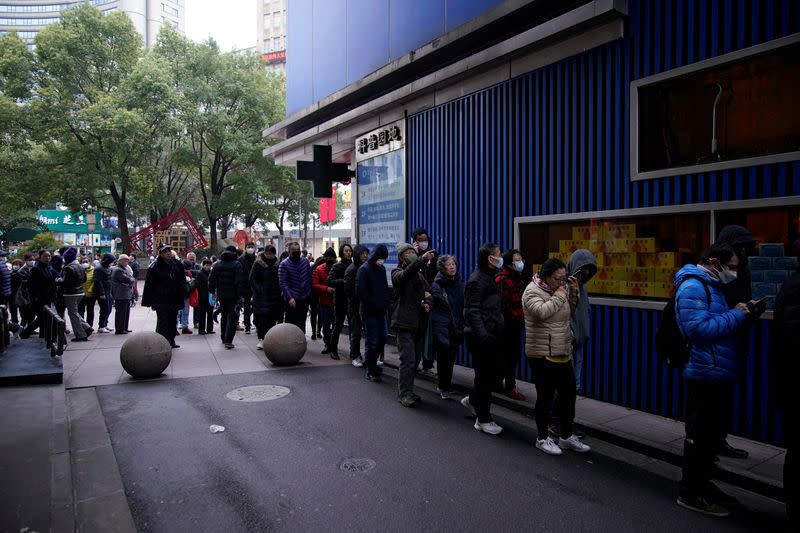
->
[523,258,589,455]
[141,244,186,348]
[61,247,93,342]
[209,245,243,349]
[93,254,115,333]
[278,242,312,333]
[495,249,527,400]
[313,247,339,358]
[674,243,752,517]
[430,255,465,400]
[237,243,257,334]
[461,242,505,434]
[391,242,434,407]
[250,246,282,350]
[194,258,214,335]
[356,244,390,382]
[111,254,136,335]
[19,250,57,339]
[345,245,368,366]
[326,244,353,359]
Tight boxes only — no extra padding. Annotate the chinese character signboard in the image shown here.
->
[37,210,116,234]
[355,121,404,162]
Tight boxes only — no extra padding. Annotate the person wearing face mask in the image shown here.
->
[673,243,755,517]
[61,247,94,342]
[523,258,588,455]
[92,254,115,333]
[195,258,215,335]
[237,243,257,335]
[344,245,369,365]
[430,255,465,399]
[714,225,761,461]
[0,250,11,306]
[326,244,353,360]
[411,228,437,372]
[208,246,244,349]
[278,242,312,333]
[250,246,282,349]
[390,242,434,407]
[356,244,390,381]
[142,244,187,348]
[313,247,339,358]
[460,242,505,434]
[78,258,97,328]
[495,249,527,401]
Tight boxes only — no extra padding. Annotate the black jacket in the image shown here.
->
[28,261,57,307]
[237,252,256,296]
[141,257,186,311]
[250,255,282,316]
[774,270,800,411]
[356,245,390,318]
[61,262,86,296]
[195,269,212,308]
[390,258,432,332]
[344,245,366,303]
[92,265,112,296]
[463,267,505,345]
[209,250,243,302]
[328,254,352,309]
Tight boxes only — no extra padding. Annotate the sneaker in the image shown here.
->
[330,352,340,360]
[351,357,364,368]
[460,395,476,416]
[676,495,730,517]
[84,327,94,338]
[256,340,263,350]
[311,334,317,340]
[398,394,417,407]
[505,388,526,401]
[365,373,382,383]
[705,482,739,507]
[181,327,193,334]
[558,435,591,453]
[99,327,112,333]
[474,419,503,435]
[198,331,207,335]
[170,343,180,349]
[321,346,331,354]
[245,329,251,335]
[224,343,234,349]
[536,437,563,456]
[376,359,384,367]
[436,387,451,400]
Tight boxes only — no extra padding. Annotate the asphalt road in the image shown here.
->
[97,365,790,533]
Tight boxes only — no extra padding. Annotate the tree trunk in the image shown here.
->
[110,183,131,252]
[209,217,218,252]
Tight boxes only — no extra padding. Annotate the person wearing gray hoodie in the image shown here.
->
[567,249,598,393]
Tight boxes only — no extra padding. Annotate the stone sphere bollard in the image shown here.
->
[120,331,172,378]
[263,323,307,366]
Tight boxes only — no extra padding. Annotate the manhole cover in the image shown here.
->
[225,385,291,402]
[339,458,376,473]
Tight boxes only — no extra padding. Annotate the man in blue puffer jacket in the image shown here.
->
[674,243,752,517]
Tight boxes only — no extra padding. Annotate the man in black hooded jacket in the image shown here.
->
[327,243,353,359]
[344,245,368,364]
[209,246,244,349]
[238,242,257,334]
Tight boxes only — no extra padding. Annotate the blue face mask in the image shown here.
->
[514,260,525,272]
[492,256,503,270]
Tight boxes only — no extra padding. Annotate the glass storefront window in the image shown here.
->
[518,213,711,300]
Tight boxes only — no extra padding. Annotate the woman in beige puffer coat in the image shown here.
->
[522,258,590,456]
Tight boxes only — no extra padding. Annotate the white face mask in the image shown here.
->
[81,263,90,270]
[26,260,35,267]
[376,259,385,267]
[514,260,525,272]
[246,248,255,254]
[718,269,738,284]
[417,241,429,251]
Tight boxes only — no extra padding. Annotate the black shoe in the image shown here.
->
[170,343,180,348]
[321,346,331,354]
[114,332,127,335]
[718,442,749,459]
[224,343,235,349]
[410,392,421,402]
[84,327,94,337]
[245,329,251,335]
[198,331,207,335]
[705,482,739,507]
[398,393,417,407]
[125,330,133,333]
[676,495,730,517]
[365,373,382,383]
[207,330,215,334]
[330,352,340,360]
[311,334,317,340]
[72,337,89,342]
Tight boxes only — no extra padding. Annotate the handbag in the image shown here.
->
[188,288,199,308]
[14,283,31,307]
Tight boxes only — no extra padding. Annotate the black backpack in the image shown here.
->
[656,274,711,369]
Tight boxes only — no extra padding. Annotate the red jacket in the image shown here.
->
[312,262,334,307]
[495,266,525,327]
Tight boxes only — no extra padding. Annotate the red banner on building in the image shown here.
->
[319,185,337,223]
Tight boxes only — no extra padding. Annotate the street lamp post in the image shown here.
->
[86,212,97,258]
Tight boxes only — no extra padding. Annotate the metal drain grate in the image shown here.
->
[225,385,291,402]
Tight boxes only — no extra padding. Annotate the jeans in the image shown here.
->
[435,341,457,392]
[284,300,309,333]
[396,329,418,397]
[197,304,214,334]
[573,343,585,393]
[499,323,523,391]
[319,305,334,349]
[680,380,731,499]
[254,312,278,339]
[219,299,239,344]
[114,299,131,333]
[330,301,347,354]
[467,339,501,423]
[156,308,179,346]
[531,358,576,439]
[348,300,363,358]
[79,296,96,327]
[64,294,91,339]
[179,298,190,328]
[363,314,387,376]
[241,294,253,332]
[97,294,112,329]
[309,297,320,335]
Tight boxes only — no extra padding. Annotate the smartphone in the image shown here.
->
[746,296,770,313]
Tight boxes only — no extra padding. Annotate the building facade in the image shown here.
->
[0,0,184,48]
[265,0,800,447]
[256,0,286,73]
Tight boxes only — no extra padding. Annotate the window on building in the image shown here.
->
[161,3,179,17]
[273,37,280,51]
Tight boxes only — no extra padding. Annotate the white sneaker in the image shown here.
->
[256,340,263,350]
[376,359,384,366]
[536,437,563,455]
[474,419,503,435]
[436,387,451,400]
[99,327,112,333]
[460,395,476,415]
[558,435,592,453]
[351,356,364,368]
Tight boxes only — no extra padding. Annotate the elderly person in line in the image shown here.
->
[111,254,136,335]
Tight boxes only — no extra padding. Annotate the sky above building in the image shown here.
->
[185,0,257,52]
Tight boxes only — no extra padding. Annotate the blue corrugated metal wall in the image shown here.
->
[406,0,800,445]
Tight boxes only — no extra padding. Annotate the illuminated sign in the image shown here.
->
[261,50,286,64]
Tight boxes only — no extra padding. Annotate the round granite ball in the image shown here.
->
[120,331,172,378]
[263,323,307,366]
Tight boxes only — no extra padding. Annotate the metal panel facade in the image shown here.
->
[407,0,800,445]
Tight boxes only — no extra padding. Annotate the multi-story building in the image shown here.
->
[0,0,184,49]
[256,0,285,73]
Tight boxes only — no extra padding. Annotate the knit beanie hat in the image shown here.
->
[63,247,78,264]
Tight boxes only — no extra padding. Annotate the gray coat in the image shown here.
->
[110,266,136,300]
[568,249,598,347]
